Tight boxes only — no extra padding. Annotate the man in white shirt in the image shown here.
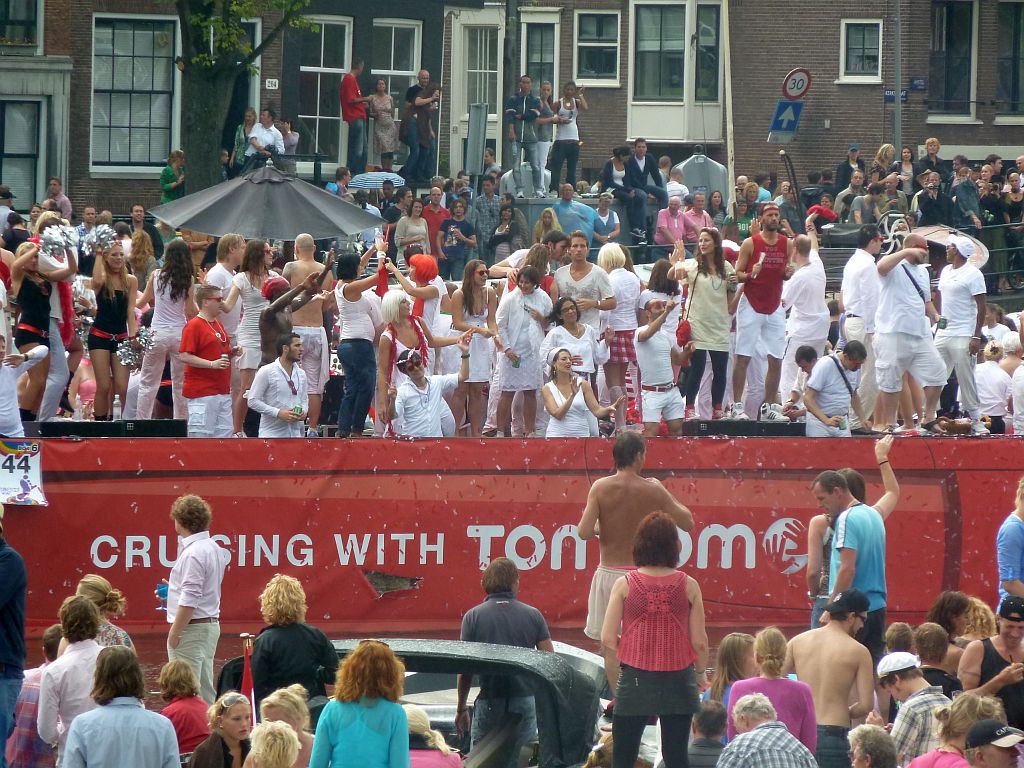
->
[781,228,830,404]
[204,234,245,403]
[38,597,102,763]
[873,234,949,432]
[247,333,309,438]
[665,167,689,202]
[165,494,231,704]
[389,333,471,437]
[803,341,869,437]
[935,234,988,435]
[553,232,616,329]
[0,340,48,436]
[245,108,285,169]
[634,298,689,436]
[840,225,883,429]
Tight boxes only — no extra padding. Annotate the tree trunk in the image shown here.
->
[179,66,242,194]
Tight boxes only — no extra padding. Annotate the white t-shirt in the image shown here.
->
[805,354,862,417]
[639,288,682,343]
[1013,365,1024,433]
[875,261,931,337]
[666,181,690,201]
[975,360,1011,416]
[841,249,881,333]
[983,323,1012,345]
[394,374,460,437]
[782,252,829,340]
[633,325,674,386]
[936,263,985,338]
[205,263,241,336]
[554,264,614,330]
[605,268,641,331]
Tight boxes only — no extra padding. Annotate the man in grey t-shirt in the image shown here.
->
[456,558,553,768]
[803,341,868,437]
[553,231,616,329]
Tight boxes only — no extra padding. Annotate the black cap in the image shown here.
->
[1000,596,1024,621]
[965,719,1024,750]
[0,185,13,200]
[824,589,870,615]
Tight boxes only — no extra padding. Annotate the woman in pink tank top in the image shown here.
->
[601,511,709,768]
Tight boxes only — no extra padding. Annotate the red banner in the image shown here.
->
[6,437,1015,635]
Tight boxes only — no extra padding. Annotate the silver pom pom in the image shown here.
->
[82,224,117,257]
[37,226,71,263]
[115,326,155,368]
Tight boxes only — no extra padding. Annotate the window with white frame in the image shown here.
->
[466,26,499,115]
[524,23,554,95]
[998,2,1024,114]
[634,5,684,101]
[92,18,176,166]
[695,4,720,102]
[0,0,38,48]
[839,20,881,81]
[372,21,420,110]
[929,1,973,114]
[576,13,618,82]
[0,100,40,203]
[297,17,350,161]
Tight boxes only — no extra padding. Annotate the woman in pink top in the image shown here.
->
[726,627,816,751]
[601,511,709,768]
[404,704,462,767]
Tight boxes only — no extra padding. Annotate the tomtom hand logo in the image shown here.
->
[761,518,808,575]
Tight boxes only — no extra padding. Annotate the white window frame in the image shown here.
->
[89,13,182,178]
[370,18,422,105]
[0,97,47,203]
[926,0,980,125]
[519,8,560,96]
[296,14,353,170]
[836,19,883,84]
[465,24,501,118]
[573,10,620,88]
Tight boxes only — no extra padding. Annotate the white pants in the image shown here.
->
[781,336,828,403]
[843,317,876,429]
[187,394,233,437]
[136,326,187,419]
[935,335,979,419]
[38,318,69,421]
[805,412,852,437]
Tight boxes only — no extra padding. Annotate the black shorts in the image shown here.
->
[14,328,49,349]
[856,607,887,669]
[88,331,122,352]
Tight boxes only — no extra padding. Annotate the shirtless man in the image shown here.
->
[283,233,335,430]
[258,260,332,366]
[576,431,694,689]
[785,589,875,768]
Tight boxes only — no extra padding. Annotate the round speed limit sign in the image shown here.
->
[782,68,812,100]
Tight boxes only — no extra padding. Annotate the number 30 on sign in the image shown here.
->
[0,440,47,506]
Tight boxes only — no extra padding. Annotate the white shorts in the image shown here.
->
[805,412,852,438]
[873,332,948,393]
[238,344,263,370]
[641,386,685,423]
[295,326,329,395]
[735,296,786,360]
[187,394,233,437]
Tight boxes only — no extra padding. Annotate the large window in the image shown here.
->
[695,5,720,101]
[576,13,618,83]
[634,6,684,101]
[0,101,39,204]
[372,21,419,111]
[998,2,1024,115]
[840,21,881,79]
[92,19,176,166]
[297,18,349,161]
[0,0,37,47]
[524,23,554,94]
[466,26,499,115]
[929,1,973,114]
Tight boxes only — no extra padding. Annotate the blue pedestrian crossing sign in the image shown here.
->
[769,99,804,133]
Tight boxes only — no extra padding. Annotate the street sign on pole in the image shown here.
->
[782,68,812,100]
[768,99,803,142]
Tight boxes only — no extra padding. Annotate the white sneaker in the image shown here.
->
[726,402,749,420]
[970,420,990,436]
[232,431,247,438]
[760,403,788,422]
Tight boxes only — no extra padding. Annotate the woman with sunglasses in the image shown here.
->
[386,332,472,438]
[190,691,252,768]
[310,640,409,768]
[543,348,620,437]
[450,259,499,436]
[539,296,609,389]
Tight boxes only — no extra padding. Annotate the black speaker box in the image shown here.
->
[680,419,805,437]
[38,420,187,438]
[123,420,188,437]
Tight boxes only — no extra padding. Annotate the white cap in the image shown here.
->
[877,651,920,679]
[948,234,977,258]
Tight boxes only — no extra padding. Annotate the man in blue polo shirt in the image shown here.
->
[810,469,887,668]
[455,557,552,768]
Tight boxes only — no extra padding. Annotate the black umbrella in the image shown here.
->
[149,165,383,240]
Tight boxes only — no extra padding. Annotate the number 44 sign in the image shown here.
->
[0,440,46,506]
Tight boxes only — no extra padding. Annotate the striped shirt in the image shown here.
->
[717,721,818,768]
[892,686,950,764]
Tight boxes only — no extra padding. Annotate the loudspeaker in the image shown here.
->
[680,420,806,437]
[123,420,187,437]
[40,421,126,438]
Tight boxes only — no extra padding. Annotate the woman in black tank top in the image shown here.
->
[88,228,139,420]
[11,241,57,420]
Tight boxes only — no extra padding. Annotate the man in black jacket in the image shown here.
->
[835,144,866,194]
[624,138,667,242]
[914,171,954,226]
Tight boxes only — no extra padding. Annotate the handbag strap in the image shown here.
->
[829,354,855,397]
[684,269,698,321]
[900,263,929,305]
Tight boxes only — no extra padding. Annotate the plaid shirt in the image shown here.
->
[5,665,56,768]
[472,193,502,262]
[717,721,818,768]
[891,685,949,763]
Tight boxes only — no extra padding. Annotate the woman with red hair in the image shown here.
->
[386,252,450,371]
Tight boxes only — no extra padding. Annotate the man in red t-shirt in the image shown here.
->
[178,284,235,437]
[422,186,451,258]
[730,203,795,421]
[340,58,369,176]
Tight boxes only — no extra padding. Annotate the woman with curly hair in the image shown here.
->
[309,640,408,768]
[89,230,138,421]
[252,575,338,705]
[961,597,997,643]
[129,228,158,290]
[69,573,133,649]
[926,591,972,675]
[136,238,197,419]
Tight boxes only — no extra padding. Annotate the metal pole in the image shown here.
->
[893,0,902,151]
[502,0,519,168]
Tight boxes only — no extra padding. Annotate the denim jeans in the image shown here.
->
[337,339,376,436]
[613,188,648,235]
[816,725,851,768]
[411,141,436,183]
[440,252,467,282]
[641,183,669,209]
[1,673,24,765]
[471,695,537,768]
[548,141,580,191]
[509,142,543,195]
[347,117,367,175]
[810,596,828,629]
[403,115,420,175]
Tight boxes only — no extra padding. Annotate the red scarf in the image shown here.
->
[383,317,430,436]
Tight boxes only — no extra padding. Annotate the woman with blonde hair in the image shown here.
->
[191,692,252,768]
[532,208,561,244]
[404,704,461,767]
[309,640,408,768]
[597,242,640,431]
[961,597,997,643]
[88,228,138,421]
[261,685,313,768]
[704,632,756,739]
[252,575,338,705]
[725,627,816,751]
[129,228,158,290]
[247,721,301,768]
[231,108,258,176]
[71,573,133,649]
[906,692,1005,767]
[870,144,897,184]
[159,659,211,754]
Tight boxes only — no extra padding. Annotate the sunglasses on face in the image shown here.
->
[476,269,487,276]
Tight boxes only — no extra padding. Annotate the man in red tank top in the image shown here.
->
[729,203,794,421]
